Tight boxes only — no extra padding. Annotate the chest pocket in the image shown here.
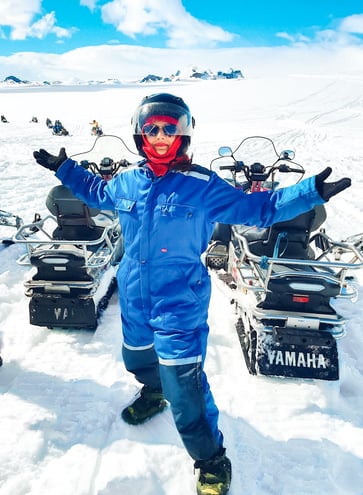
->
[115,198,136,213]
[159,204,195,219]
[157,205,198,243]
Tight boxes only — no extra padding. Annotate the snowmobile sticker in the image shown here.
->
[266,350,327,369]
[54,307,69,320]
[255,328,339,380]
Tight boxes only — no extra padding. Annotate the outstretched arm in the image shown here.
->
[33,148,116,211]
[206,168,351,228]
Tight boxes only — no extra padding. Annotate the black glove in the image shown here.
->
[33,147,67,172]
[315,167,351,201]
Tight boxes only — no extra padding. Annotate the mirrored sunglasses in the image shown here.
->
[142,123,179,137]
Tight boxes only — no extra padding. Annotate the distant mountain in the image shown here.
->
[171,65,243,81]
[4,75,32,85]
[2,75,46,86]
[0,65,244,87]
[0,75,125,87]
[139,66,244,83]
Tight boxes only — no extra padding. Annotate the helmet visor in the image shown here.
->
[133,101,194,136]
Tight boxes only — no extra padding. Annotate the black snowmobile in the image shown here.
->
[14,135,140,330]
[206,136,363,381]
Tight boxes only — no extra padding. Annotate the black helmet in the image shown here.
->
[132,93,195,156]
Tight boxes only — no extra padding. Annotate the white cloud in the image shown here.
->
[0,0,74,41]
[2,43,363,84]
[100,0,236,47]
[80,0,98,10]
[275,14,363,49]
[340,14,363,34]
[15,12,75,41]
[0,0,235,48]
[0,0,41,39]
[276,32,310,43]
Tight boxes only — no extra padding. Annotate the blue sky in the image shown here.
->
[1,0,363,55]
[1,0,363,82]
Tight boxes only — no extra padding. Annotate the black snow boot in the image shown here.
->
[194,447,232,495]
[121,385,167,425]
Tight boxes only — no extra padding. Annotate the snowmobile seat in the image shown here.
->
[235,205,326,259]
[46,185,114,241]
[30,244,93,282]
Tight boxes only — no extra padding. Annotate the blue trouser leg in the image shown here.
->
[118,258,222,459]
[122,344,162,390]
[159,361,223,461]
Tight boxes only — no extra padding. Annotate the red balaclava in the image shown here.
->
[141,115,187,176]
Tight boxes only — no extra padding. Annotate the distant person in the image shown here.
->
[1,115,9,123]
[53,120,62,133]
[30,116,38,123]
[33,92,351,495]
[90,119,99,132]
[89,119,102,136]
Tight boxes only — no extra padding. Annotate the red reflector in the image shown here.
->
[292,295,310,303]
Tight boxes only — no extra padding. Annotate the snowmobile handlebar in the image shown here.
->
[219,162,244,172]
[80,157,131,177]
[210,136,306,188]
[227,161,305,178]
[276,164,305,174]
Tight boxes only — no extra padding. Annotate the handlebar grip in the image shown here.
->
[288,168,305,174]
[278,164,304,174]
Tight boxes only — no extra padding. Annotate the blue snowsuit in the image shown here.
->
[56,158,324,460]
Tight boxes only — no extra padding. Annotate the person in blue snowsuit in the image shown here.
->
[33,93,351,495]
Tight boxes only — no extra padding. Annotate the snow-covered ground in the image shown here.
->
[0,75,363,495]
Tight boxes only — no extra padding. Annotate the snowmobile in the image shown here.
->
[91,125,103,136]
[1,209,42,241]
[52,120,69,136]
[1,208,42,258]
[1,209,36,366]
[206,136,363,381]
[0,209,25,250]
[13,135,140,330]
[1,208,23,231]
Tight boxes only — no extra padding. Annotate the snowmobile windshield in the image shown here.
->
[133,101,194,137]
